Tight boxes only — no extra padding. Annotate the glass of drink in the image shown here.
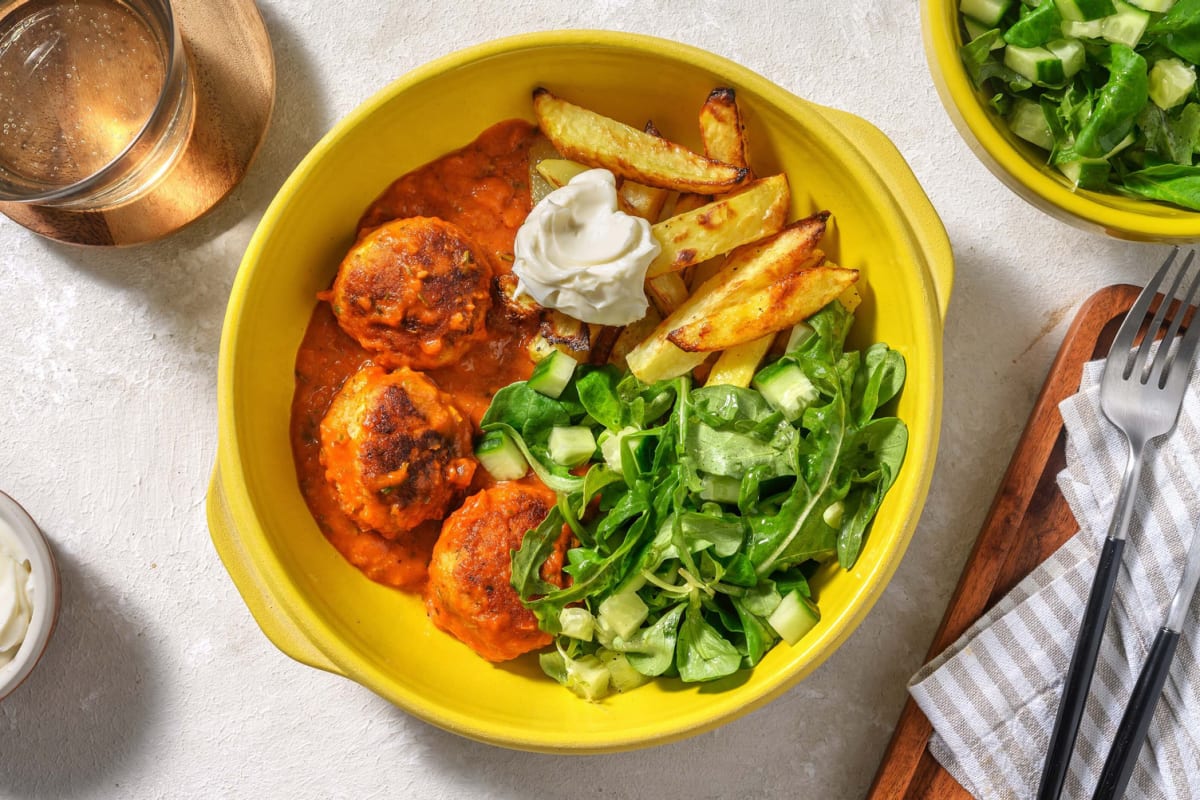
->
[0,0,195,210]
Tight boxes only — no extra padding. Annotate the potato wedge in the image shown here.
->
[625,213,830,383]
[838,283,862,313]
[646,271,689,316]
[699,87,750,170]
[705,336,773,388]
[533,88,749,194]
[668,265,858,353]
[646,173,790,278]
[536,158,590,189]
[609,307,663,370]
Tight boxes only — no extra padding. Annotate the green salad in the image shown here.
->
[960,0,1200,209]
[475,301,907,700]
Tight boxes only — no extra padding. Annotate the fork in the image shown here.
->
[1037,248,1200,800]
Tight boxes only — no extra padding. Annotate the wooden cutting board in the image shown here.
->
[867,284,1143,800]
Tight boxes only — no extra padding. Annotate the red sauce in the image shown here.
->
[290,119,541,592]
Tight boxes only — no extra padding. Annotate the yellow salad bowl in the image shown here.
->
[208,30,953,753]
[924,1,1200,241]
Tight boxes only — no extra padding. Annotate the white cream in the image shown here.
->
[512,168,661,326]
[0,520,33,670]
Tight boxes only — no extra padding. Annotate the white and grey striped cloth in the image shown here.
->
[909,356,1200,799]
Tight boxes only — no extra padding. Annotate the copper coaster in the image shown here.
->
[0,0,275,246]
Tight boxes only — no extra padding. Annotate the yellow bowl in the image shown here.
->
[924,2,1200,241]
[208,30,953,753]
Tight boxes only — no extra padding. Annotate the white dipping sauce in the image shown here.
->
[0,518,33,669]
[512,168,661,326]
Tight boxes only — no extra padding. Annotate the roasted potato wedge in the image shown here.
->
[536,158,590,189]
[705,336,773,387]
[699,87,750,170]
[646,174,790,278]
[625,212,831,382]
[668,264,858,353]
[533,88,750,194]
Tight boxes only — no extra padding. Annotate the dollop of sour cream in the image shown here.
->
[512,168,661,326]
[0,521,33,670]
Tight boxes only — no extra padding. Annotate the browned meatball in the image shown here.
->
[326,217,492,369]
[319,364,475,539]
[425,481,569,662]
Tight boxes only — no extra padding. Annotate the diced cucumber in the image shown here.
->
[1150,58,1197,109]
[1125,0,1174,9]
[785,322,815,354]
[598,426,637,472]
[767,590,821,646]
[475,430,527,481]
[961,0,1013,26]
[1058,157,1111,189]
[1046,38,1086,79]
[1061,18,1104,37]
[1100,0,1149,47]
[699,474,742,504]
[1054,0,1116,20]
[563,654,610,701]
[1005,0,1062,47]
[598,592,649,640]
[547,425,596,467]
[559,607,595,641]
[598,649,650,693]
[822,500,845,529]
[753,361,819,421]
[1004,43,1066,85]
[527,349,576,398]
[1008,97,1055,149]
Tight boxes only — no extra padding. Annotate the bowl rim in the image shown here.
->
[922,1,1200,240]
[214,28,950,752]
[0,491,60,701]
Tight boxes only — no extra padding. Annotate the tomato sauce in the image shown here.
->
[290,119,541,592]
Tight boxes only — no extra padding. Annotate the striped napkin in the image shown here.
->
[909,355,1200,799]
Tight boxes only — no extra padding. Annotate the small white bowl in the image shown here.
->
[0,491,60,701]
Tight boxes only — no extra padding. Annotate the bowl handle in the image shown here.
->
[206,466,343,676]
[811,105,954,324]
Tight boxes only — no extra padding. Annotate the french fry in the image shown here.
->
[646,271,689,316]
[533,88,750,194]
[609,307,663,370]
[536,158,590,189]
[668,265,858,353]
[705,336,773,388]
[646,173,790,278]
[699,87,751,170]
[625,213,830,383]
[838,283,862,313]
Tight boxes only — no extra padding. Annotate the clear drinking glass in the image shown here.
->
[0,0,194,210]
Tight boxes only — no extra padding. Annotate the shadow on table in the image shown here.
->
[0,549,158,799]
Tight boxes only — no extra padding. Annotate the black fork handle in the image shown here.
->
[1037,536,1126,800]
[1092,626,1180,800]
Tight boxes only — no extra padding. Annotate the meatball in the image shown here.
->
[319,364,475,538]
[425,481,570,662]
[326,216,493,369]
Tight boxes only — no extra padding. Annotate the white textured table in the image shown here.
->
[0,2,1168,798]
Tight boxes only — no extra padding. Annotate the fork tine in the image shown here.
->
[1161,255,1200,395]
[1115,248,1178,379]
[1131,250,1188,383]
[1151,250,1200,389]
